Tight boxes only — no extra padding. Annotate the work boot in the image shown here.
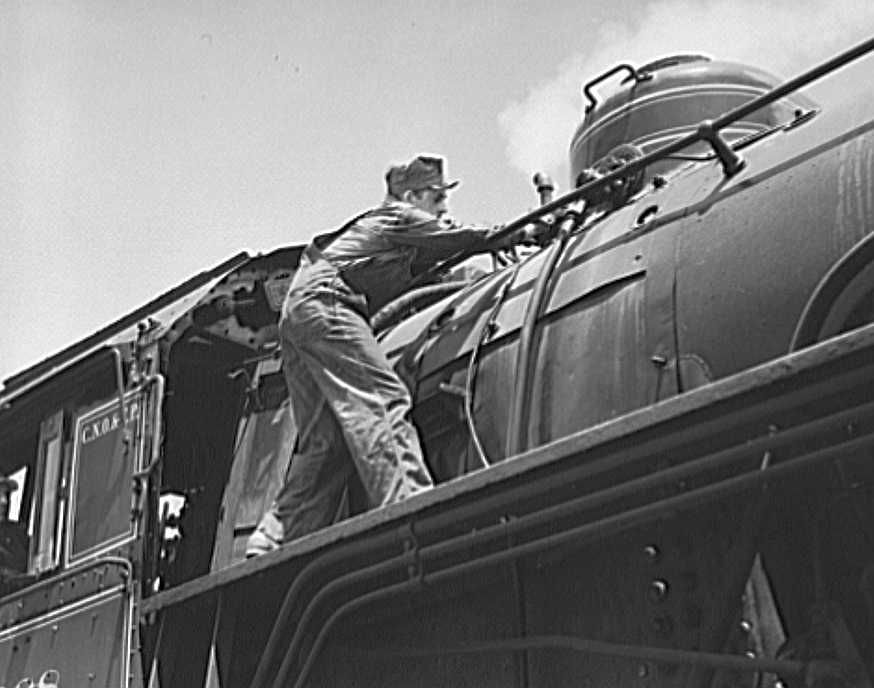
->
[245,511,284,557]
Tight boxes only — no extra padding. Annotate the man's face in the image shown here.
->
[408,187,449,218]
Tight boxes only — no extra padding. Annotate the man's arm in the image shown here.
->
[382,206,493,255]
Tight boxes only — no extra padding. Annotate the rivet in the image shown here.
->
[643,545,660,563]
[638,664,649,678]
[739,619,753,633]
[648,579,669,603]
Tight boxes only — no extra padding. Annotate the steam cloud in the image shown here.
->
[498,0,874,182]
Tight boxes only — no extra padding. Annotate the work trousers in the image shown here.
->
[250,255,433,548]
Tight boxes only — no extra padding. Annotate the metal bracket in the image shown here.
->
[697,119,746,177]
[402,522,424,586]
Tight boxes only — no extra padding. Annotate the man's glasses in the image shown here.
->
[411,187,447,203]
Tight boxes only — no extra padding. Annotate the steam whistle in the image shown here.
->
[533,172,555,206]
[526,173,560,247]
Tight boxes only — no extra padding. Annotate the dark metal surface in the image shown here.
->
[143,319,874,614]
[142,321,874,687]
[0,559,131,687]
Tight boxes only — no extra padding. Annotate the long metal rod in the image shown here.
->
[112,347,128,450]
[364,634,807,676]
[466,265,522,467]
[418,35,874,282]
[284,424,874,687]
[711,35,874,129]
[262,395,874,687]
[134,373,165,479]
[506,213,577,457]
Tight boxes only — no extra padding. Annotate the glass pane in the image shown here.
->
[68,393,143,563]
[33,437,61,572]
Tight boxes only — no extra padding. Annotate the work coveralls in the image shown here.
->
[248,201,495,550]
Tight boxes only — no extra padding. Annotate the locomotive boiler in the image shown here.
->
[0,36,873,688]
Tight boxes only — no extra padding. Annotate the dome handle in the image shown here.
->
[583,64,652,114]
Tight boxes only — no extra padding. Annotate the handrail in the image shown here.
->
[505,212,580,457]
[132,373,166,481]
[582,63,651,114]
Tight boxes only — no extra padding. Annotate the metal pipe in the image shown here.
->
[283,421,874,687]
[506,212,579,457]
[363,634,807,677]
[259,394,874,686]
[269,549,416,688]
[465,266,522,468]
[132,374,166,480]
[112,347,127,448]
[249,523,415,688]
[710,35,874,130]
[417,35,874,283]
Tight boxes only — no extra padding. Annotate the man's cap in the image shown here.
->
[386,154,460,197]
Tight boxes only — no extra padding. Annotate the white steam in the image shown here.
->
[498,0,874,180]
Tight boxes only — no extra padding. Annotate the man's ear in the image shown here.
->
[401,189,416,203]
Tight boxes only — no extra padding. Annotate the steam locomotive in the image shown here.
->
[0,35,873,688]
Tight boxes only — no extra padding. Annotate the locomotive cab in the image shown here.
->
[0,349,153,686]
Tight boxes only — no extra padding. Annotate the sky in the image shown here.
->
[3,0,874,384]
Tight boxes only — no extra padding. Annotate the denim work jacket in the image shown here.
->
[313,201,493,315]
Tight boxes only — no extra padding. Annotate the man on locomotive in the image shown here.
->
[247,154,516,555]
